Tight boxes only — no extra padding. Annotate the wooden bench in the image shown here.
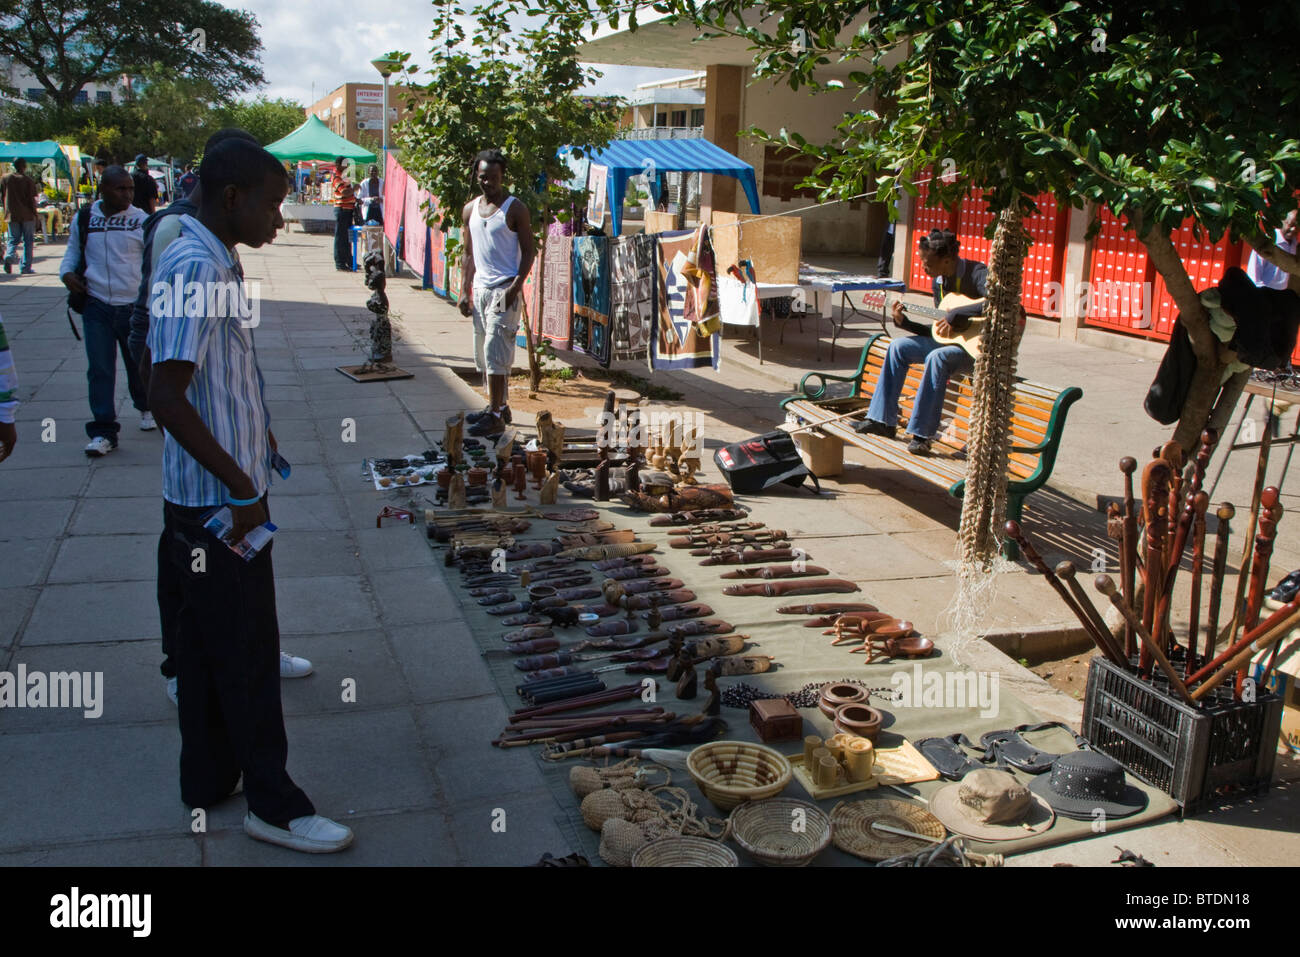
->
[779,333,1082,558]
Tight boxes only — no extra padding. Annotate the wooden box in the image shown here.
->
[710,211,801,284]
[749,698,803,742]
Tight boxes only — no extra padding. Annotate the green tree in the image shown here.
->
[391,4,623,389]
[135,68,221,159]
[218,96,306,149]
[531,0,1300,567]
[0,0,264,108]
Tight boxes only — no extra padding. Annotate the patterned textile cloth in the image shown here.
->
[539,219,577,350]
[571,235,612,366]
[610,233,656,365]
[650,227,720,371]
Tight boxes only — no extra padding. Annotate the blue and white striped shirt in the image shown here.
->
[147,215,271,507]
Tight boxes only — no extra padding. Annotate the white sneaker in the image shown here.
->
[279,651,313,678]
[244,811,354,853]
[139,412,157,431]
[84,436,115,457]
[165,677,178,705]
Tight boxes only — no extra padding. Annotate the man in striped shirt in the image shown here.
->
[333,156,356,271]
[147,138,353,854]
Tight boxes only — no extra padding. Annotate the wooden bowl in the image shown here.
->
[818,681,869,720]
[834,702,884,741]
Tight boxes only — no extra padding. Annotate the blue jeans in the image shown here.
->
[5,219,34,271]
[83,297,148,440]
[867,336,973,439]
[334,207,354,269]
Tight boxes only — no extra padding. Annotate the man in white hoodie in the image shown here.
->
[60,166,150,456]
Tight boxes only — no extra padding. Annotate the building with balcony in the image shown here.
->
[305,82,409,153]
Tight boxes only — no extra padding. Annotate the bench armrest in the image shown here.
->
[798,370,860,400]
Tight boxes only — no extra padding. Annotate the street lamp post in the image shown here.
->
[369,56,402,159]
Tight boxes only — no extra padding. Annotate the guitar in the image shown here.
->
[900,293,987,357]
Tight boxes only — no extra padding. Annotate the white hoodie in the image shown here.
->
[59,200,147,306]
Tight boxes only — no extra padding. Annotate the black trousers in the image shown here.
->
[161,499,315,828]
[877,228,895,278]
[334,207,354,269]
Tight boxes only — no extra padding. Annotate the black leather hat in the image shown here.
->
[1028,751,1148,820]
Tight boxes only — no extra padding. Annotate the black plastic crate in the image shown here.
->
[1082,655,1283,816]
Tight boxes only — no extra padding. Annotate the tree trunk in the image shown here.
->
[958,204,1027,569]
[1130,210,1243,453]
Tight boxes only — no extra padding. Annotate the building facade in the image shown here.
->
[306,82,406,151]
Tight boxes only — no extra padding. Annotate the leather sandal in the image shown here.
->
[915,733,988,781]
[978,722,1089,774]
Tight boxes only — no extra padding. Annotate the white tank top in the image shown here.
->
[469,195,521,289]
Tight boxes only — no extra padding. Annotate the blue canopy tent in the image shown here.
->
[581,139,761,236]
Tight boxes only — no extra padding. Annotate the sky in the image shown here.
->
[217,0,683,106]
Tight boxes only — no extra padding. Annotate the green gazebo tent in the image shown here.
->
[264,116,376,164]
[0,140,73,180]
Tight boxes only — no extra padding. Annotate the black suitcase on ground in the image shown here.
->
[713,431,821,495]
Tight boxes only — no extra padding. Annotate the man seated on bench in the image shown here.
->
[854,229,988,456]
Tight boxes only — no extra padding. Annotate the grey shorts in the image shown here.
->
[471,285,522,376]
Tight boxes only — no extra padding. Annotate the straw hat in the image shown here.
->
[929,769,1055,842]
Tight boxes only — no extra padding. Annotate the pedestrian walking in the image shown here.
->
[59,165,151,456]
[1,158,40,274]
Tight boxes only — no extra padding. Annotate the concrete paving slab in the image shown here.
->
[23,580,159,645]
[281,708,439,817]
[1,498,76,539]
[367,567,459,627]
[449,794,575,866]
[0,538,56,587]
[274,630,410,716]
[0,722,182,850]
[263,495,349,532]
[352,525,435,572]
[200,809,458,866]
[268,530,362,579]
[0,586,38,651]
[273,574,377,636]
[385,622,496,704]
[48,533,156,583]
[0,639,168,730]
[84,464,163,498]
[263,465,338,497]
[0,834,203,867]
[0,465,87,500]
[69,496,162,536]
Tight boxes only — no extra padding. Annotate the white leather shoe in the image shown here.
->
[244,812,354,853]
[279,651,313,678]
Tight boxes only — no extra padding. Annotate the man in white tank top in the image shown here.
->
[458,149,536,436]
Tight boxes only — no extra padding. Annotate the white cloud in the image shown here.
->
[218,0,684,106]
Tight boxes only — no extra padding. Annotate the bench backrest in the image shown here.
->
[853,334,1064,482]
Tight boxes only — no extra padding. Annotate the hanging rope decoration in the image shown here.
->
[949,205,1029,645]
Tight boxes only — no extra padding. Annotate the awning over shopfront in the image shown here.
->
[583,137,760,236]
[264,115,377,164]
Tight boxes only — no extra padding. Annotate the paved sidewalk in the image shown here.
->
[0,230,1293,867]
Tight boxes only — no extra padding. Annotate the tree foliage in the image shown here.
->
[216,96,307,150]
[0,0,264,108]
[391,3,623,258]
[530,0,1300,450]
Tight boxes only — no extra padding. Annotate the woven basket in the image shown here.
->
[688,740,792,811]
[729,798,832,866]
[631,836,739,868]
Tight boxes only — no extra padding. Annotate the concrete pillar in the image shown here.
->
[700,64,743,223]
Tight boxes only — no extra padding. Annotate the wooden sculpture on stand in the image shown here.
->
[337,251,413,382]
[444,412,465,468]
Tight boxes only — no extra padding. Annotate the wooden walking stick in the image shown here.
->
[1184,492,1209,677]
[1120,456,1138,658]
[1237,492,1282,698]
[1222,413,1275,650]
[1190,606,1300,702]
[1140,458,1174,669]
[1056,561,1126,665]
[1186,597,1300,686]
[1150,433,1216,667]
[1204,503,1234,665]
[1004,522,1124,666]
[1094,575,1195,705]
